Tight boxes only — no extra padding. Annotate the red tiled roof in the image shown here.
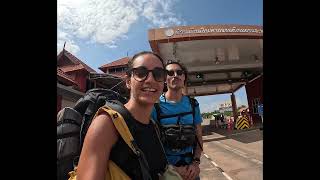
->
[60,64,85,73]
[57,50,97,73]
[57,68,78,86]
[99,57,130,72]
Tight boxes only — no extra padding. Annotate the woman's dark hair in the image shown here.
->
[165,60,188,85]
[127,51,165,74]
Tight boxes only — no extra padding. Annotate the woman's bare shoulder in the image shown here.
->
[84,112,119,147]
[77,112,119,180]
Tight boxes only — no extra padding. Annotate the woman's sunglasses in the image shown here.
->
[129,66,166,82]
[166,69,184,76]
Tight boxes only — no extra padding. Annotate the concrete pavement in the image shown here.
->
[199,128,263,180]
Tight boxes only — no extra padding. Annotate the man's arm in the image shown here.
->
[193,101,203,160]
[193,124,203,160]
[185,102,203,180]
[184,124,203,180]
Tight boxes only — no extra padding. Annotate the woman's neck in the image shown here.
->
[124,100,152,124]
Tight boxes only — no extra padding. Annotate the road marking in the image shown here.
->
[250,158,263,165]
[203,153,234,180]
[222,172,234,180]
[210,160,219,167]
[202,167,217,171]
[204,154,210,159]
[215,141,248,157]
[214,141,262,165]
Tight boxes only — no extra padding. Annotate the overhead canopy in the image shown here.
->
[148,24,263,96]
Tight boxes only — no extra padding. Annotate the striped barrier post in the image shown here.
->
[236,116,250,130]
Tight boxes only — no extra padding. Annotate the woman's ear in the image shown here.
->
[125,75,131,89]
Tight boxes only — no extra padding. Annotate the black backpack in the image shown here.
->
[57,88,128,180]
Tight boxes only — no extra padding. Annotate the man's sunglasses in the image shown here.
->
[129,66,166,82]
[167,69,184,76]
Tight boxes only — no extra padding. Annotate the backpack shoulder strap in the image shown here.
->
[150,119,161,140]
[93,102,152,180]
[93,105,137,153]
[150,119,169,163]
[155,97,195,121]
[154,102,161,121]
[187,96,196,125]
[186,96,203,152]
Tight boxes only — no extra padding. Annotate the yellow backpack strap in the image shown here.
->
[94,105,153,180]
[93,106,136,153]
[67,105,139,180]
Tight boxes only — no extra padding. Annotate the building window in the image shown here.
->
[109,66,128,73]
[252,98,260,114]
[109,68,116,73]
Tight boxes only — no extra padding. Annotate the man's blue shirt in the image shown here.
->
[151,94,202,165]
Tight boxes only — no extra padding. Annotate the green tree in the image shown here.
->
[224,111,233,116]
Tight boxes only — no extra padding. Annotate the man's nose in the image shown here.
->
[173,71,179,77]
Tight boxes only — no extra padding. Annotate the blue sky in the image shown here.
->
[58,0,262,113]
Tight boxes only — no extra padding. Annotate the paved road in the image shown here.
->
[200,129,263,180]
[199,154,229,180]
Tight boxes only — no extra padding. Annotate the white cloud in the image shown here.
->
[199,102,219,113]
[200,98,249,113]
[57,30,80,54]
[57,0,183,53]
[141,0,183,27]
